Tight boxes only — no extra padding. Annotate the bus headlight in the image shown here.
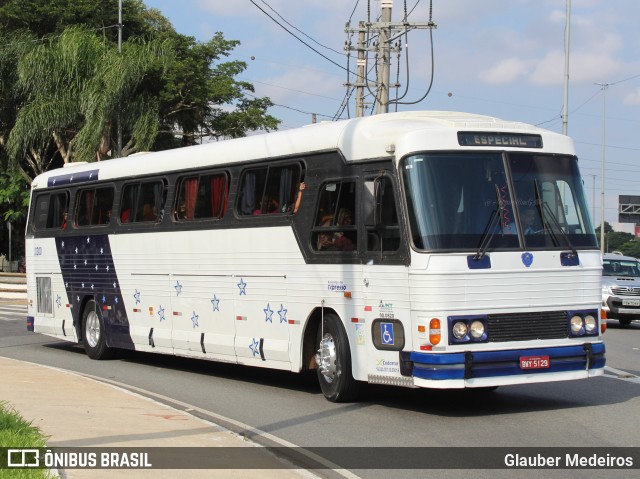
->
[448,316,488,344]
[570,315,584,335]
[584,314,597,334]
[452,321,468,340]
[469,320,485,339]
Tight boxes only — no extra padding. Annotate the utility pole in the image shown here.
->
[117,0,123,158]
[376,1,393,114]
[345,0,436,116]
[562,0,571,135]
[355,23,366,117]
[596,82,609,253]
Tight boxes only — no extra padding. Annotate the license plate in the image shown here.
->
[520,356,550,370]
[622,299,640,306]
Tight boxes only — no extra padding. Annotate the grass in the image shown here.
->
[0,401,53,479]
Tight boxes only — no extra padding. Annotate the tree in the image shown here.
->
[6,26,171,171]
[618,240,640,258]
[0,1,280,236]
[154,31,279,148]
[0,0,152,40]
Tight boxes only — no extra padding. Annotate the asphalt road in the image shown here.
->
[1,304,638,479]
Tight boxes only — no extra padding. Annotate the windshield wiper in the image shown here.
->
[533,179,578,257]
[474,185,505,261]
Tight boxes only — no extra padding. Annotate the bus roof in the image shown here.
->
[31,110,575,190]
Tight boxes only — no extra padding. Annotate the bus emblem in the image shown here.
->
[521,252,533,267]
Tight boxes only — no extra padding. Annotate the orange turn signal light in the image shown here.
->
[429,318,441,345]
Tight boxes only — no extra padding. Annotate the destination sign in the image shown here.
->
[457,132,543,148]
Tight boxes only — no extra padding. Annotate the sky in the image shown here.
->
[142,0,640,229]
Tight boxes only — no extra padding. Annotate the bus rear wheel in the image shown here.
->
[82,300,113,360]
[315,314,359,402]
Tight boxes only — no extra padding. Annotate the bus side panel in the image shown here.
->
[27,237,77,341]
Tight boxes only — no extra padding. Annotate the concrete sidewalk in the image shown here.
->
[0,357,318,478]
[0,272,27,301]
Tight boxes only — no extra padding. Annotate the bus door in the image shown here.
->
[233,274,291,368]
[361,175,410,376]
[170,273,236,360]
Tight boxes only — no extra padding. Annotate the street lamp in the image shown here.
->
[595,82,609,254]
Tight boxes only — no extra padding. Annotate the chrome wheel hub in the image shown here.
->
[85,311,100,348]
[316,333,337,383]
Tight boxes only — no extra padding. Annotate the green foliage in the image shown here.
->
[0,0,151,41]
[155,31,279,147]
[605,231,634,253]
[0,167,29,222]
[6,26,172,166]
[0,0,280,227]
[0,402,51,478]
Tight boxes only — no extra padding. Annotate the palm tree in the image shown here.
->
[7,26,171,176]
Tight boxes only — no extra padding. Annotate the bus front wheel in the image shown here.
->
[82,300,113,360]
[315,314,359,402]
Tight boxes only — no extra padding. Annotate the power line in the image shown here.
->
[249,0,356,75]
[257,0,344,56]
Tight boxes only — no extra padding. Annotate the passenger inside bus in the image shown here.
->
[253,196,279,215]
[316,208,355,251]
[333,208,355,251]
[142,203,157,221]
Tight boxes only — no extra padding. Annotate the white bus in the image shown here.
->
[26,111,605,402]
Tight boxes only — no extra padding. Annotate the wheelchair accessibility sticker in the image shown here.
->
[380,322,394,346]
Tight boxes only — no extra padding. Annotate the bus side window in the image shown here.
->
[312,181,357,252]
[75,187,114,227]
[364,177,400,253]
[120,180,165,224]
[48,192,69,229]
[237,164,302,216]
[175,172,228,221]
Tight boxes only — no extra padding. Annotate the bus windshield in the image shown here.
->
[402,152,597,251]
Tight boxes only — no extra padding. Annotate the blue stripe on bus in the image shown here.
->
[55,234,133,349]
[47,169,99,187]
[408,344,605,381]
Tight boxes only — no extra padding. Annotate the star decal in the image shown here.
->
[278,304,288,323]
[158,306,165,322]
[237,278,247,295]
[191,311,199,328]
[211,295,220,312]
[134,289,141,304]
[86,237,91,244]
[56,295,62,308]
[264,303,274,323]
[249,338,260,357]
[102,295,107,303]
[175,281,182,296]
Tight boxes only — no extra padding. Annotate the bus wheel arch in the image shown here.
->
[81,297,113,360]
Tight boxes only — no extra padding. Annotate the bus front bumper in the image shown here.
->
[399,343,605,388]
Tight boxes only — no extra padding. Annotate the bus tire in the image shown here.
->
[82,300,113,360]
[315,314,359,402]
[618,318,632,327]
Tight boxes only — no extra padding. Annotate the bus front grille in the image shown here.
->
[487,311,568,342]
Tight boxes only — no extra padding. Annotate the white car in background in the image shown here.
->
[602,253,640,327]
